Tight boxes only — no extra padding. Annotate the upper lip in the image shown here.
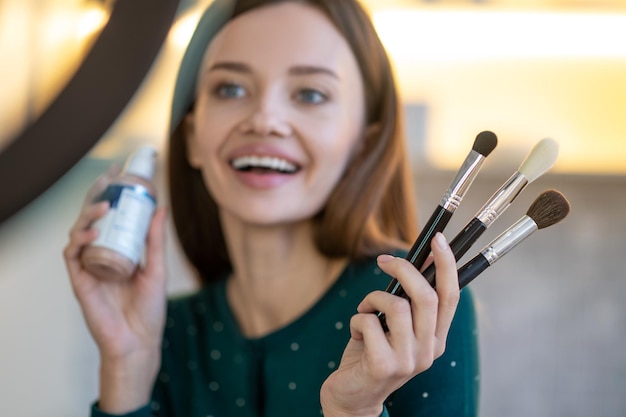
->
[227,144,303,170]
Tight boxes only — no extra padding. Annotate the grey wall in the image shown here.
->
[412,168,626,417]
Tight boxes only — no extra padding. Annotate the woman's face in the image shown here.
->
[187,2,366,226]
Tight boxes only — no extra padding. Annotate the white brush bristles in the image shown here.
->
[518,138,559,183]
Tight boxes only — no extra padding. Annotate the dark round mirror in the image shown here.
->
[0,0,180,223]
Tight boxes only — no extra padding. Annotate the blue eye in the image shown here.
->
[215,83,246,99]
[296,88,327,105]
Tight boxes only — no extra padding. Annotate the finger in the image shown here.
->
[358,286,413,332]
[82,165,119,206]
[373,256,435,353]
[67,201,109,255]
[64,230,98,291]
[419,254,434,272]
[107,163,122,177]
[63,226,101,295]
[65,202,110,288]
[70,200,110,236]
[430,233,460,353]
[377,254,438,359]
[350,312,418,384]
[349,313,393,367]
[65,227,98,260]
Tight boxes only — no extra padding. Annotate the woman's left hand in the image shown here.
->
[320,233,460,417]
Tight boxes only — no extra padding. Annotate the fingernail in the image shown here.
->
[377,254,394,263]
[433,232,448,250]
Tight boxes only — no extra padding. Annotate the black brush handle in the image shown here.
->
[378,205,453,331]
[383,205,453,298]
[422,217,488,287]
[457,253,490,289]
[406,205,454,268]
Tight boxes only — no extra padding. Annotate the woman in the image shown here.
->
[64,0,480,416]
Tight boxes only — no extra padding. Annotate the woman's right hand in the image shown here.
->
[63,168,169,413]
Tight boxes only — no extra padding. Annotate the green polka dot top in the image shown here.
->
[91,256,480,417]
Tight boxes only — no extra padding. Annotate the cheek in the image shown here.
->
[188,131,217,171]
[192,107,239,157]
[188,118,231,194]
[309,109,362,166]
[306,129,361,202]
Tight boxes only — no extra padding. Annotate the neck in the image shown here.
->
[221,214,347,338]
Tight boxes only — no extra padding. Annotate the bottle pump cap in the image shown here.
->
[124,145,157,180]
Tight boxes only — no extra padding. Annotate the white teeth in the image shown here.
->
[231,155,298,173]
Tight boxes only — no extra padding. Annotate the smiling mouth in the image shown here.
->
[230,155,300,174]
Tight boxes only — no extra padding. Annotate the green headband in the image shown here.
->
[169,0,235,133]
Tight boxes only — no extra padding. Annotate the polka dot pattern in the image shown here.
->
[136,257,479,417]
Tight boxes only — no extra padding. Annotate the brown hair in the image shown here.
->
[168,0,418,284]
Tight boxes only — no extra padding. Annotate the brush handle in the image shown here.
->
[407,205,454,267]
[422,217,488,287]
[457,215,540,289]
[457,253,490,289]
[378,205,453,332]
[384,205,453,297]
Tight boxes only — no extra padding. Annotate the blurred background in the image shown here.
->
[0,0,625,415]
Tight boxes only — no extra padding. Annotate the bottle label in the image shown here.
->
[90,183,156,264]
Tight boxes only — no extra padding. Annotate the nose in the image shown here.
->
[238,90,292,137]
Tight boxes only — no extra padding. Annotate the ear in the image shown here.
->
[185,112,202,168]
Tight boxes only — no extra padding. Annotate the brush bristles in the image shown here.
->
[526,189,571,229]
[517,138,559,183]
[472,130,498,157]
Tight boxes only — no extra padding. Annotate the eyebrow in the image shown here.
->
[207,62,339,79]
[289,65,339,79]
[208,61,251,73]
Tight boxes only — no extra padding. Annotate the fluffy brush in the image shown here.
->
[457,189,571,289]
[422,137,560,286]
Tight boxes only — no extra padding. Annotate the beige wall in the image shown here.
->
[1,1,625,415]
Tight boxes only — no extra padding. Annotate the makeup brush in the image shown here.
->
[387,131,496,287]
[379,130,497,330]
[457,189,570,289]
[422,137,559,287]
